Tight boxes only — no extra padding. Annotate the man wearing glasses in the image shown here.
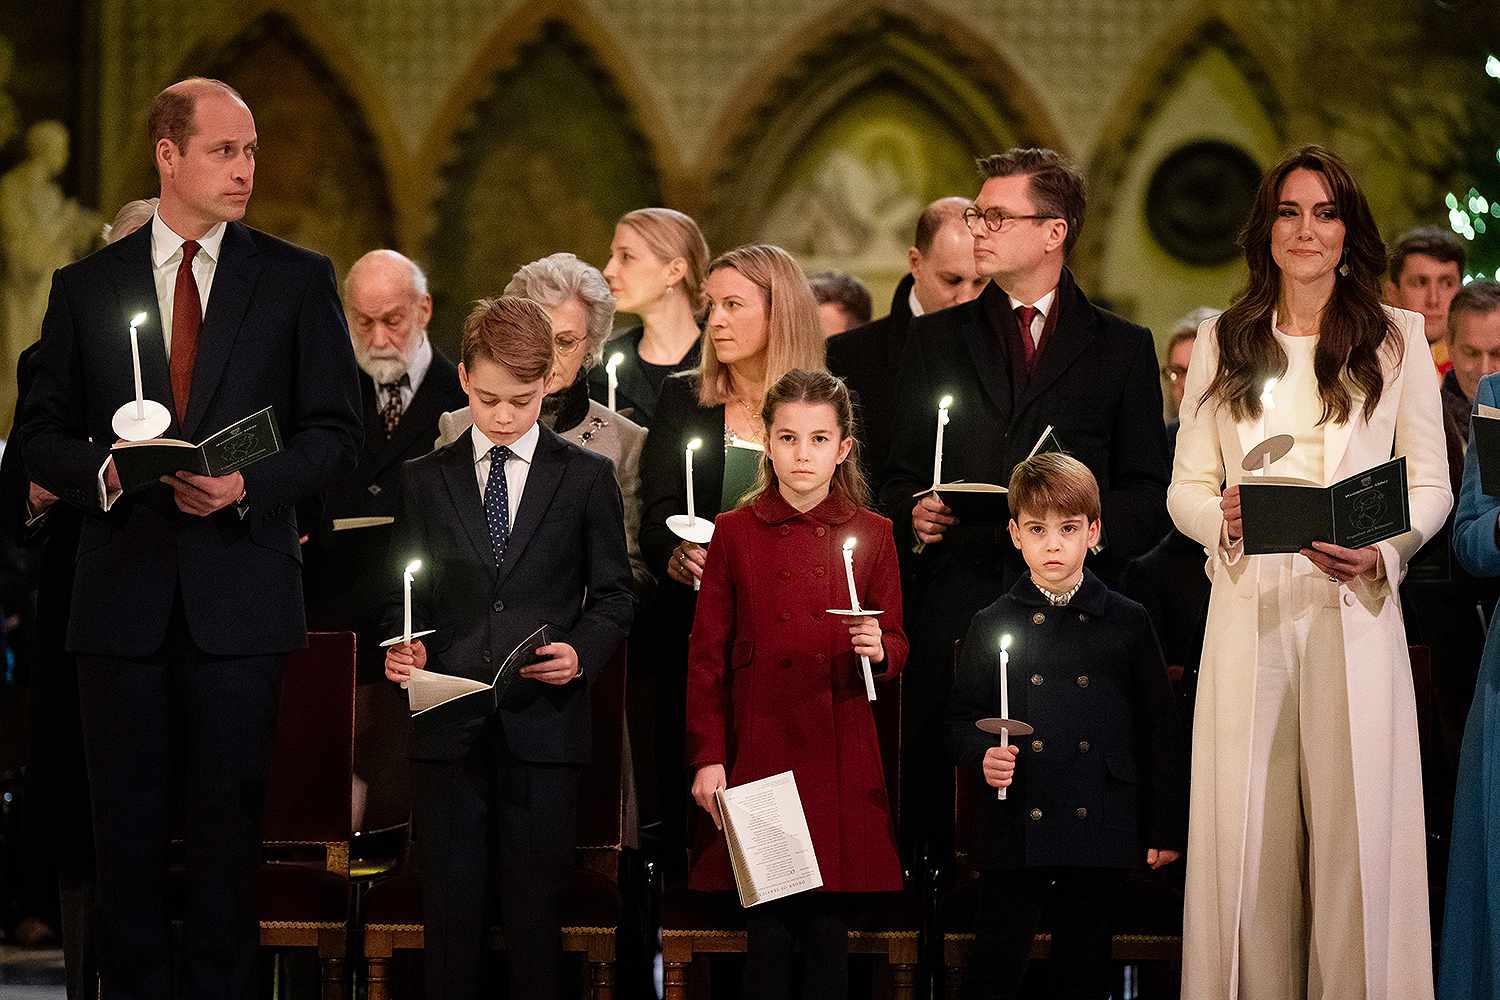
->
[1161,306,1219,457]
[880,147,1171,868]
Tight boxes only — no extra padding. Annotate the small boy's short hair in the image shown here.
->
[460,296,555,382]
[1007,452,1101,523]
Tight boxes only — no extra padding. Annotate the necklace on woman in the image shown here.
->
[727,394,763,445]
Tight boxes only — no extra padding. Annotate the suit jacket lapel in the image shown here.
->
[960,285,1013,426]
[104,225,180,434]
[1014,270,1094,420]
[496,427,569,590]
[183,221,262,439]
[437,437,497,573]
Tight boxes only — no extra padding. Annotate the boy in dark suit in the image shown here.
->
[946,453,1186,999]
[383,296,635,1000]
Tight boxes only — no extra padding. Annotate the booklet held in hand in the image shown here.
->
[1239,456,1410,555]
[110,406,282,493]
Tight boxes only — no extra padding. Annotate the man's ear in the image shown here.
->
[907,246,922,276]
[1007,518,1023,551]
[1047,219,1069,255]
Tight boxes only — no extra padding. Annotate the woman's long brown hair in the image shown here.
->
[1200,145,1400,425]
[739,369,871,509]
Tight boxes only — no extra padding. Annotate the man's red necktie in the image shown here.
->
[169,240,202,426]
[1015,304,1040,369]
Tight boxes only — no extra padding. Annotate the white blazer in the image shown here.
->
[1168,305,1449,1000]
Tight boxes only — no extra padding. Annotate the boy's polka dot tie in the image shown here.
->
[484,445,512,559]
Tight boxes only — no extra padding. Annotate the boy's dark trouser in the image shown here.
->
[962,867,1124,1000]
[743,892,850,1000]
[413,728,581,1000]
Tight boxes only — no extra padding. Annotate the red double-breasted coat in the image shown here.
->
[685,488,907,893]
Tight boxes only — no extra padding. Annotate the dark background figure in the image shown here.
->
[808,269,872,337]
[1161,306,1217,461]
[300,248,465,835]
[589,207,709,427]
[828,196,986,489]
[881,149,1170,870]
[17,78,362,999]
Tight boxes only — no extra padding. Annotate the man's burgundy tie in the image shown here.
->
[170,240,202,426]
[1015,305,1040,368]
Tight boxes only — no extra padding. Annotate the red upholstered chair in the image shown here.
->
[659,674,920,1000]
[361,643,629,1000]
[256,630,359,999]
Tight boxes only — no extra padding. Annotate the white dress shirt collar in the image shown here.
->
[908,285,926,318]
[404,335,433,397]
[1005,287,1057,319]
[151,212,227,268]
[470,420,540,467]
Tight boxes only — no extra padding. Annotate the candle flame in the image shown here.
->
[1261,378,1278,408]
[404,559,422,575]
[938,394,953,410]
[606,352,624,372]
[843,537,857,552]
[1000,633,1012,651]
[687,437,702,452]
[130,311,148,329]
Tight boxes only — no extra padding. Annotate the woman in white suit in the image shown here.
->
[1169,145,1451,1000]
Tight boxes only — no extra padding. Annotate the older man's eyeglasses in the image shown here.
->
[962,206,1060,233]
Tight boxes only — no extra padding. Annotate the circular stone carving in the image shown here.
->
[1145,140,1261,266]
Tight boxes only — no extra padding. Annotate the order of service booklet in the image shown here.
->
[1238,456,1410,555]
[912,425,1068,528]
[110,406,282,493]
[406,623,555,732]
[1471,403,1500,497]
[714,770,824,908]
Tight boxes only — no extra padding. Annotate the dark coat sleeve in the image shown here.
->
[1129,602,1187,851]
[639,375,718,578]
[1100,326,1171,561]
[566,456,636,681]
[239,256,363,512]
[878,315,938,538]
[945,609,998,775]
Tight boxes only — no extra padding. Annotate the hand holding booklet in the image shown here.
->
[1238,456,1411,555]
[715,771,823,908]
[406,624,554,757]
[110,406,282,494]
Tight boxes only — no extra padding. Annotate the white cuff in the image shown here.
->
[96,455,122,512]
[1218,519,1245,565]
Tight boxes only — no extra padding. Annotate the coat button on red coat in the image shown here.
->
[815,652,826,663]
[778,569,790,580]
[815,526,826,537]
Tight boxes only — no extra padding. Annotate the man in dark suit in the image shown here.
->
[881,147,1170,864]
[17,78,362,999]
[383,296,634,1000]
[828,196,987,484]
[301,249,465,830]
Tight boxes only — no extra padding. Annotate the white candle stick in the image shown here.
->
[843,538,876,701]
[999,634,1012,800]
[1259,378,1277,476]
[606,352,624,411]
[932,394,952,488]
[129,312,148,419]
[685,437,702,523]
[401,559,422,690]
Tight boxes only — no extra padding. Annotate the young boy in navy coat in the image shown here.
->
[383,296,635,1000]
[946,452,1186,999]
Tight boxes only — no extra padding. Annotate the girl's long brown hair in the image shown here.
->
[1200,145,1400,425]
[739,369,870,509]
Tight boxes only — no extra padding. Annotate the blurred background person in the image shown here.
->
[1385,225,1465,373]
[809,269,872,336]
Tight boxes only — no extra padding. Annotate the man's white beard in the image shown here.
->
[355,331,423,384]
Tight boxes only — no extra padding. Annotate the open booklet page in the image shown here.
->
[714,770,823,908]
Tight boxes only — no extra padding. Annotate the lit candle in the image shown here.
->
[685,438,702,523]
[999,633,1012,801]
[403,559,422,646]
[606,352,624,411]
[843,537,876,701]
[129,311,148,419]
[1259,378,1278,474]
[932,394,953,488]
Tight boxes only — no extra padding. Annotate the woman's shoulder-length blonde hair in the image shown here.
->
[697,243,826,407]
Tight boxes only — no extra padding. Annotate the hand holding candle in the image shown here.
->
[606,352,624,411]
[913,395,953,555]
[842,537,877,701]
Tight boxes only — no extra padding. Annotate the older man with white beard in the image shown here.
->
[302,249,467,830]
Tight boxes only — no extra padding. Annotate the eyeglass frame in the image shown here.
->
[553,333,587,358]
[962,205,1062,233]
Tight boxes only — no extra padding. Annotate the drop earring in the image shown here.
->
[1338,249,1350,277]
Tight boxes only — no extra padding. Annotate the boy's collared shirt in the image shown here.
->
[470,420,539,525]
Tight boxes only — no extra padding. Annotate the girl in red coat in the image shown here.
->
[686,368,908,999]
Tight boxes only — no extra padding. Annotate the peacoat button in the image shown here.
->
[780,525,790,536]
[482,649,493,663]
[779,611,792,622]
[1076,675,1090,688]
[491,599,505,613]
[1029,808,1043,821]
[1030,739,1044,752]
[778,569,790,580]
[1078,613,1088,622]
[815,652,827,663]
[815,526,826,537]
[1030,674,1044,686]
[813,566,825,577]
[1031,611,1046,625]
[1078,740,1090,753]
[1075,807,1088,820]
